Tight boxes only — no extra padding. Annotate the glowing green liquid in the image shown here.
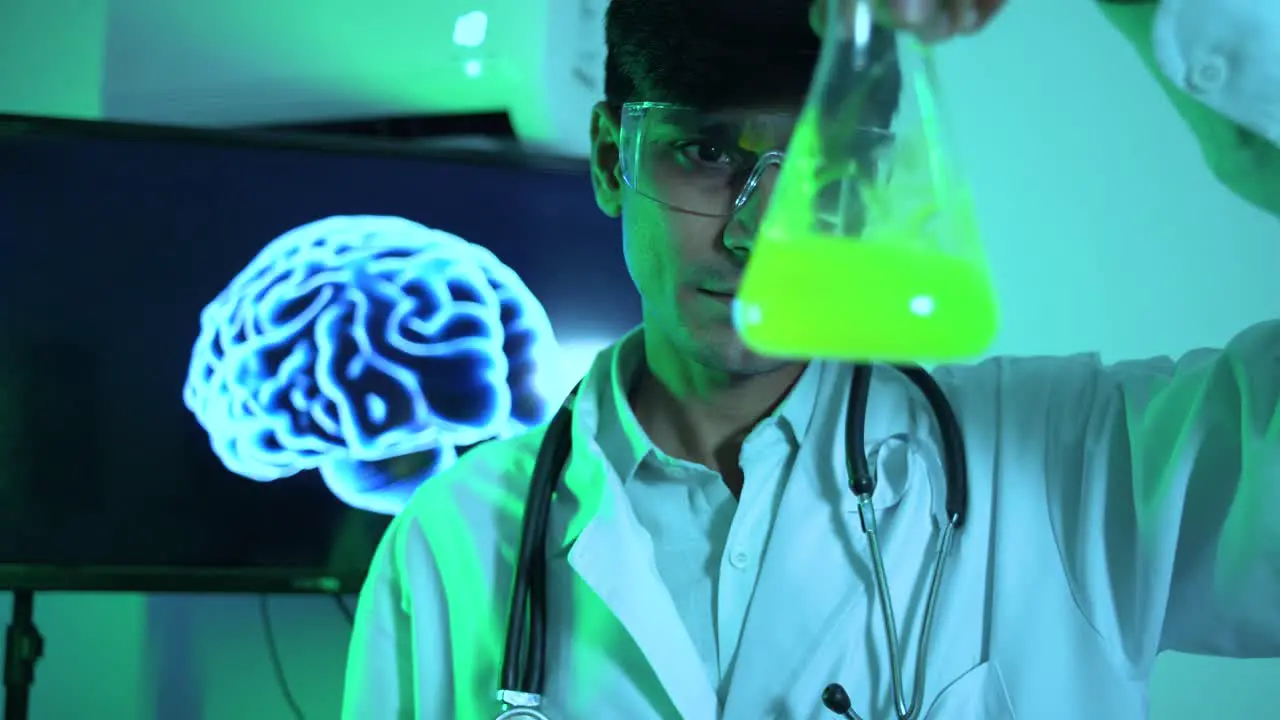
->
[736,224,999,363]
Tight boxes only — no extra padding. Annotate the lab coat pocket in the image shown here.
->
[922,661,1015,720]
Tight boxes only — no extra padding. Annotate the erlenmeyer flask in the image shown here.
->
[734,0,999,363]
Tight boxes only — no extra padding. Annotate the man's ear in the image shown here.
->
[589,102,624,218]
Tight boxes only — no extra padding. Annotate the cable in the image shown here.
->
[256,594,354,720]
[258,595,306,720]
[333,594,355,625]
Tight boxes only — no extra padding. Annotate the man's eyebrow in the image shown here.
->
[739,117,789,153]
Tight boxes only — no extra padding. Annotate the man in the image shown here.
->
[343,0,1280,717]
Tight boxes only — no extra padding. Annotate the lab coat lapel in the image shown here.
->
[557,443,720,720]
[723,366,916,716]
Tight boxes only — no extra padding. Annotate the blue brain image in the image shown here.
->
[183,215,559,515]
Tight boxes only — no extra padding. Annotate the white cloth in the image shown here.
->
[599,334,822,696]
[1151,0,1280,145]
[342,320,1280,719]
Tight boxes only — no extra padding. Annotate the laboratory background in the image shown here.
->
[1,0,1277,719]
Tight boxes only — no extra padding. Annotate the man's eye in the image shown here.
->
[674,141,733,168]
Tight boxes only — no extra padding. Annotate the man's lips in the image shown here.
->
[698,289,736,302]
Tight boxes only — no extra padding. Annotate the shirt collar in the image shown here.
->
[592,328,825,483]
[560,333,925,553]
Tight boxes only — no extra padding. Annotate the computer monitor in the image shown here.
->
[0,116,635,594]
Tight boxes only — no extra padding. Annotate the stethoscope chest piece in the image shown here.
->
[496,690,550,720]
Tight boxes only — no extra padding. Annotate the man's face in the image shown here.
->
[590,102,800,375]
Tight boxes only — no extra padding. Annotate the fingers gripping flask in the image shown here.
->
[734,0,999,363]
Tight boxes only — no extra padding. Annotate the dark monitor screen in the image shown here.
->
[0,117,636,593]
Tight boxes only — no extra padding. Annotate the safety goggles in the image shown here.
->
[617,101,893,220]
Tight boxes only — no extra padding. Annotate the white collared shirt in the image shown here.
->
[594,331,825,698]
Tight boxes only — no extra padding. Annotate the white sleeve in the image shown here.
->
[1150,0,1280,146]
[1043,320,1280,668]
[340,513,452,719]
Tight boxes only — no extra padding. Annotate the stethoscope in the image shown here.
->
[495,363,969,720]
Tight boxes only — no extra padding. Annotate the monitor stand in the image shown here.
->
[3,590,42,720]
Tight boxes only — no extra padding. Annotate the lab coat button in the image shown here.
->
[729,549,750,569]
[1185,53,1229,95]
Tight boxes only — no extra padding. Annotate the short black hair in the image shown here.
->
[603,0,900,121]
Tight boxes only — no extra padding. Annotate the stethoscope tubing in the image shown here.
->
[500,404,574,698]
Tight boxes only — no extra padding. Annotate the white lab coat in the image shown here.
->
[343,320,1280,719]
[1145,0,1280,147]
[1100,0,1280,215]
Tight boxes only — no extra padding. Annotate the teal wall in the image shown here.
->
[0,0,107,120]
[0,592,353,719]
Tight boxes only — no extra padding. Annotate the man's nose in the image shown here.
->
[722,163,782,259]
